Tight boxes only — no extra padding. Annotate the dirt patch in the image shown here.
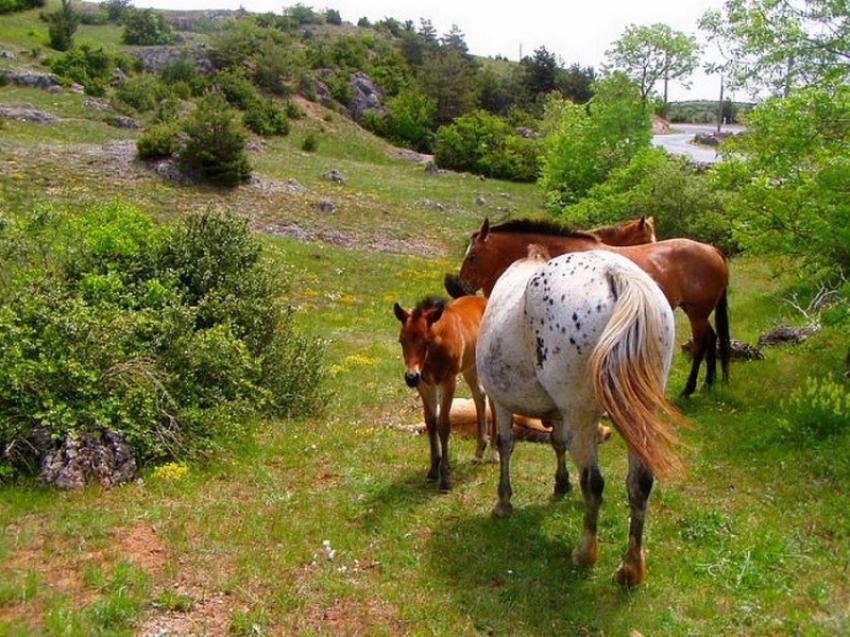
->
[138,586,231,637]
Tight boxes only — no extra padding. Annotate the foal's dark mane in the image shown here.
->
[484,218,598,241]
[413,296,447,316]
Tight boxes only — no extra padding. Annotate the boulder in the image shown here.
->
[515,126,539,139]
[129,45,214,74]
[759,323,820,347]
[323,169,345,183]
[0,106,60,123]
[315,200,336,213]
[2,69,63,91]
[40,429,137,490]
[314,80,333,107]
[110,115,141,129]
[0,51,16,61]
[346,71,386,122]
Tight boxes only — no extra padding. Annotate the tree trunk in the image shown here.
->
[716,76,724,133]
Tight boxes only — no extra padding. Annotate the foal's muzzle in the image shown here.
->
[404,371,420,388]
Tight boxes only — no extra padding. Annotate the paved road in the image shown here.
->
[651,123,743,164]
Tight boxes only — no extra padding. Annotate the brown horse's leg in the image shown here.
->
[418,384,441,483]
[492,401,515,518]
[549,419,572,497]
[704,324,718,387]
[437,376,456,492]
[682,315,708,396]
[614,451,654,587]
[716,290,731,383]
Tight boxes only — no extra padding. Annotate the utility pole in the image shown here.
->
[716,75,724,133]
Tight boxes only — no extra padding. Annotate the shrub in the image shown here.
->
[179,93,251,186]
[301,132,318,152]
[377,88,435,152]
[0,0,45,14]
[159,56,199,86]
[44,0,79,52]
[210,69,260,110]
[435,110,541,181]
[122,8,174,45]
[137,121,179,159]
[244,100,290,137]
[0,202,325,478]
[561,147,737,253]
[285,100,304,119]
[115,73,171,112]
[324,8,341,25]
[100,0,131,22]
[540,73,651,209]
[48,45,113,96]
[780,375,850,439]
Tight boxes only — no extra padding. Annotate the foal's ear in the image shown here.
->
[426,304,445,326]
[393,302,408,323]
[478,217,490,242]
[639,215,646,227]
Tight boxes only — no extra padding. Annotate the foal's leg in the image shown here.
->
[461,368,489,463]
[417,384,441,483]
[492,401,515,518]
[682,315,708,396]
[614,451,654,587]
[436,375,456,492]
[569,419,603,567]
[549,418,572,497]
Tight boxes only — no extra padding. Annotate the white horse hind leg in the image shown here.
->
[614,450,654,587]
[491,401,515,518]
[566,414,603,568]
[549,418,571,498]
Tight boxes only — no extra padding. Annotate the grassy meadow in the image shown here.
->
[1,6,849,636]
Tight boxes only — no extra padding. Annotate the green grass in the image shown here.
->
[1,8,849,635]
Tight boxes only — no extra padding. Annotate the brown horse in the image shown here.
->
[452,218,730,396]
[590,216,656,246]
[394,295,490,491]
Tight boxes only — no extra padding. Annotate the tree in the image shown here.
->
[699,0,850,96]
[323,8,341,25]
[122,8,174,45]
[716,86,850,275]
[605,23,700,106]
[441,25,469,55]
[419,47,479,124]
[519,46,559,97]
[540,73,650,208]
[45,0,80,52]
[556,63,595,104]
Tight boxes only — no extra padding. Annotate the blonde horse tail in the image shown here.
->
[589,266,685,476]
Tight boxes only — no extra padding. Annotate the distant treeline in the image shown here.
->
[666,99,755,124]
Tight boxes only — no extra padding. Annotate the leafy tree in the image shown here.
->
[716,86,850,275]
[283,3,321,25]
[179,93,251,187]
[371,88,436,152]
[48,45,113,95]
[556,63,595,104]
[122,8,174,45]
[477,68,513,115]
[540,73,650,208]
[100,0,130,22]
[605,23,700,105]
[700,0,850,96]
[45,0,80,52]
[419,48,479,124]
[356,16,370,27]
[520,46,559,97]
[441,24,469,55]
[324,8,341,25]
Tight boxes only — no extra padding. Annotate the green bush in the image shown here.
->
[301,132,318,152]
[115,73,171,112]
[244,100,290,137]
[44,0,79,51]
[374,88,435,152]
[122,8,174,45]
[435,110,541,181]
[210,69,259,110]
[48,45,113,96]
[159,56,200,86]
[540,73,651,208]
[780,375,850,439]
[137,121,179,159]
[285,100,304,119]
[0,0,44,14]
[561,147,737,253]
[0,202,325,477]
[179,93,251,186]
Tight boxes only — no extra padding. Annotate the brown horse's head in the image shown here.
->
[457,218,498,295]
[593,216,657,246]
[394,298,445,387]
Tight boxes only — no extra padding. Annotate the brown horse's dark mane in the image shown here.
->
[413,296,447,317]
[484,218,598,241]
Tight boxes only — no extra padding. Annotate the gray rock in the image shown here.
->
[515,126,539,139]
[323,169,345,183]
[475,195,487,206]
[130,45,214,74]
[0,51,16,60]
[0,106,60,123]
[286,178,308,194]
[313,80,333,107]
[422,199,446,211]
[315,200,336,213]
[152,159,197,185]
[40,429,137,490]
[2,69,63,91]
[424,161,441,175]
[70,82,85,94]
[84,97,114,112]
[346,71,386,122]
[110,115,141,129]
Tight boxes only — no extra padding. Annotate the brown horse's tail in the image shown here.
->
[589,266,684,476]
[715,289,731,383]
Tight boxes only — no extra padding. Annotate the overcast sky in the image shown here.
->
[135,0,740,102]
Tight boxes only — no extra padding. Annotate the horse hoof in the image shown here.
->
[426,472,438,483]
[488,452,500,464]
[613,562,646,588]
[439,483,453,493]
[492,501,513,518]
[553,480,572,497]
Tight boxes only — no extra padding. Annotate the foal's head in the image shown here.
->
[393,297,446,387]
